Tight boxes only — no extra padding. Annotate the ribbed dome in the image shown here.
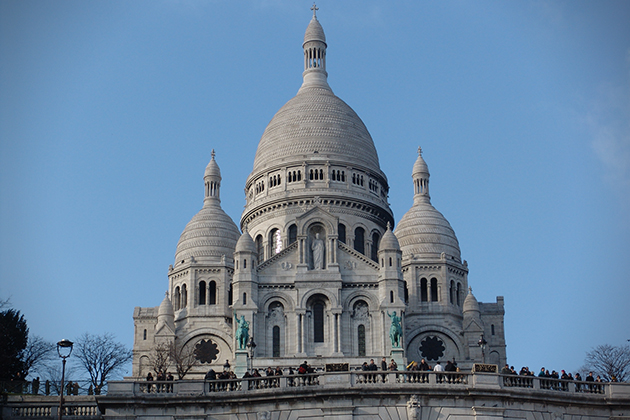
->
[379,224,400,252]
[158,292,174,317]
[413,148,429,176]
[174,202,240,264]
[251,87,381,174]
[394,201,461,260]
[235,230,257,254]
[463,288,480,314]
[204,150,220,178]
[304,16,326,44]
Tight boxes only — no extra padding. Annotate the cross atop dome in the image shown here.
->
[417,146,423,156]
[311,3,318,18]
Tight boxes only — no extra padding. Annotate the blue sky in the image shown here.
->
[1,0,629,378]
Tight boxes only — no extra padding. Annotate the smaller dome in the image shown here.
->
[379,223,400,252]
[235,230,257,254]
[304,16,326,45]
[413,147,429,176]
[463,288,480,314]
[204,150,221,178]
[158,292,174,317]
[394,201,461,260]
[174,202,240,264]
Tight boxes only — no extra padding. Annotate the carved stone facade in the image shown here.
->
[131,9,506,379]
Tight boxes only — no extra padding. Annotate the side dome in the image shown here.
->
[379,223,400,252]
[174,153,240,265]
[395,202,461,260]
[251,88,382,175]
[394,148,461,261]
[174,204,240,264]
[235,230,257,254]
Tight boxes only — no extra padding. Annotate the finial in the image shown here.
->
[311,3,318,18]
[165,291,169,299]
[211,149,216,160]
[417,146,423,156]
[386,222,391,230]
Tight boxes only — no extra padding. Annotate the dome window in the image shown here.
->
[430,278,438,302]
[354,227,365,255]
[288,224,297,245]
[338,223,346,244]
[270,228,282,255]
[199,281,206,305]
[209,281,216,305]
[420,278,428,302]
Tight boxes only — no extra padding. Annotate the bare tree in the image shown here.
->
[22,335,55,378]
[169,339,198,379]
[42,363,77,395]
[582,344,630,382]
[148,342,171,375]
[73,332,133,391]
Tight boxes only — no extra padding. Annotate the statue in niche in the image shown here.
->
[311,233,324,270]
[388,311,403,348]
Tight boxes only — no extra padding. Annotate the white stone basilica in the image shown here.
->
[131,9,506,379]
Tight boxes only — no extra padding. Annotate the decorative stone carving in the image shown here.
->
[407,395,420,420]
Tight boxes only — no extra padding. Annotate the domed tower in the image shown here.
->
[394,148,505,369]
[132,152,240,378]
[241,8,393,267]
[235,8,399,365]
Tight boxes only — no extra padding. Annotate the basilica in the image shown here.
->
[131,8,506,379]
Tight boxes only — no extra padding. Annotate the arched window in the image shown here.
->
[243,292,247,305]
[269,228,282,255]
[430,278,438,302]
[143,329,147,340]
[338,223,346,244]
[256,235,264,262]
[389,257,392,266]
[243,259,247,269]
[491,324,495,336]
[390,290,394,303]
[174,286,181,311]
[404,281,409,304]
[313,302,324,343]
[420,278,428,302]
[181,284,188,308]
[358,325,366,357]
[450,281,455,304]
[371,232,380,261]
[273,326,280,357]
[288,224,297,245]
[456,283,462,306]
[209,281,216,305]
[199,281,206,305]
[354,227,365,254]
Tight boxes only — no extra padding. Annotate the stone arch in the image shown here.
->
[405,324,463,363]
[300,288,338,309]
[261,292,295,313]
[139,355,150,377]
[297,214,335,236]
[343,290,379,312]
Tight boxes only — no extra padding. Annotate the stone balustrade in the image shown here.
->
[106,370,623,398]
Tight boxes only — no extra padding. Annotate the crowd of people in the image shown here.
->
[500,365,619,383]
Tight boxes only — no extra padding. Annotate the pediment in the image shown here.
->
[463,318,484,332]
[155,322,175,337]
[295,204,337,235]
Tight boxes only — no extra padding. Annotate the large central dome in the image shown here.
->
[252,87,381,174]
[242,12,392,231]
